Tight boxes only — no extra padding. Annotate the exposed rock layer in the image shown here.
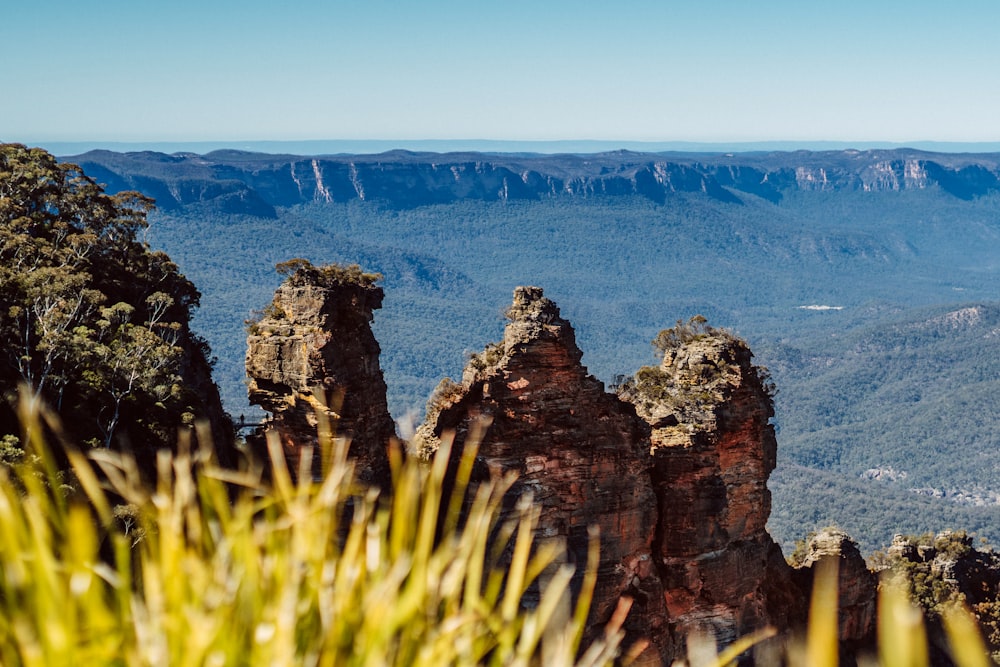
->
[415,289,805,664]
[74,148,1000,214]
[414,287,671,661]
[246,265,394,486]
[793,528,877,650]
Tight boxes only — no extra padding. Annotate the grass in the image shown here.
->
[0,391,622,666]
[0,389,994,666]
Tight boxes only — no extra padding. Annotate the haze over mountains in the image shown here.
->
[43,139,1000,157]
[65,146,1000,554]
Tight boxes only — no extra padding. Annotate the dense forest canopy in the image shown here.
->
[0,145,229,470]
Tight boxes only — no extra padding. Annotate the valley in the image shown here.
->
[68,147,1000,555]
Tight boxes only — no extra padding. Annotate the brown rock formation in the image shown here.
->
[246,262,394,486]
[883,531,1000,658]
[414,287,671,662]
[618,317,804,653]
[415,292,806,664]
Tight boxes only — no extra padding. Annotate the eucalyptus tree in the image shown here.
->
[0,144,229,461]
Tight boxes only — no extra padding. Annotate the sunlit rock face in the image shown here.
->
[248,279,817,663]
[619,321,803,652]
[414,287,672,662]
[246,267,394,487]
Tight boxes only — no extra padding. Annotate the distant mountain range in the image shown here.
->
[62,146,1000,554]
[63,147,1000,218]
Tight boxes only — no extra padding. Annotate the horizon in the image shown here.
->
[27,138,1000,159]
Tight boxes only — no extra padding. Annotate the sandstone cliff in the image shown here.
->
[618,317,805,653]
[73,148,1000,214]
[791,528,877,652]
[413,287,671,661]
[245,262,394,487]
[414,290,804,664]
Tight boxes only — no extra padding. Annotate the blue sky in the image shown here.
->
[4,1,1000,145]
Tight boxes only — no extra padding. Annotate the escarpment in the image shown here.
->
[245,262,394,487]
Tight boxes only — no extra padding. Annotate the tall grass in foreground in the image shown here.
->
[0,391,995,666]
[0,394,621,666]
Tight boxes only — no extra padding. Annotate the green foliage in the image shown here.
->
[0,144,218,459]
[675,558,993,666]
[617,316,754,422]
[0,394,622,666]
[651,315,714,354]
[276,257,383,288]
[883,531,975,616]
[467,342,504,376]
[872,530,1000,661]
[786,530,818,568]
[0,433,24,467]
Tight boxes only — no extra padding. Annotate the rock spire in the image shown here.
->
[415,290,804,663]
[414,286,668,660]
[245,262,394,486]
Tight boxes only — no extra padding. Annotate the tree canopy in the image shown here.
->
[0,144,228,463]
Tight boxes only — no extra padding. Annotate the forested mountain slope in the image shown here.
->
[67,148,1000,553]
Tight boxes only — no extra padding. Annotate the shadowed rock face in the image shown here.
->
[794,528,877,648]
[245,266,394,487]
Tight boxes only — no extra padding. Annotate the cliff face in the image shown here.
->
[245,264,394,486]
[72,148,1000,213]
[619,320,804,649]
[414,287,671,661]
[415,291,802,664]
[793,528,877,648]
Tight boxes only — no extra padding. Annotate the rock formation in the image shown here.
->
[618,316,805,653]
[792,528,877,650]
[245,262,394,487]
[414,290,804,664]
[413,287,671,662]
[883,531,1000,658]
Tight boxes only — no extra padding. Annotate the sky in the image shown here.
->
[4,1,1000,147]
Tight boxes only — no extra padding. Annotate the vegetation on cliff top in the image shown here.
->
[615,316,772,422]
[275,257,383,288]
